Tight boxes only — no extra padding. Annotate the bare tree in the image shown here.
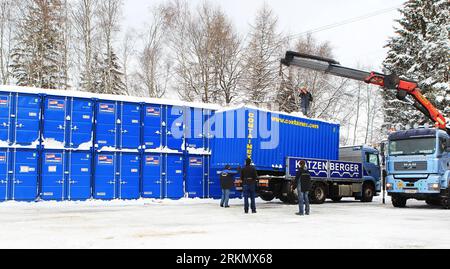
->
[209,9,243,105]
[352,81,363,145]
[72,0,98,92]
[96,0,123,94]
[59,0,71,89]
[120,29,136,95]
[0,0,17,84]
[241,4,283,105]
[135,4,171,98]
[161,1,240,103]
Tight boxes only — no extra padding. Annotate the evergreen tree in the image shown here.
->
[80,53,101,93]
[96,50,127,95]
[10,0,67,89]
[383,0,449,129]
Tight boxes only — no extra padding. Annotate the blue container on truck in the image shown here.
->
[142,153,184,199]
[40,150,92,201]
[386,128,450,208]
[0,148,38,201]
[0,91,41,147]
[210,106,340,170]
[93,151,141,200]
[42,95,94,149]
[95,100,141,150]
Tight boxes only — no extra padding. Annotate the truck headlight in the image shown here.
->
[428,183,440,191]
[258,179,269,187]
[386,183,393,190]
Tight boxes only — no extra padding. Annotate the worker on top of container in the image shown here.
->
[220,165,237,208]
[294,160,312,216]
[241,158,258,214]
[299,88,313,116]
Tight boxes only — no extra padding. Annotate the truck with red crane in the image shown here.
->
[281,51,450,208]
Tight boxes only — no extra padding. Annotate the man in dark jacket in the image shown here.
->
[299,88,313,116]
[294,160,312,216]
[220,165,237,208]
[241,158,258,214]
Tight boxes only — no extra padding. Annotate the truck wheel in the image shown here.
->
[310,183,327,204]
[279,195,289,203]
[279,182,292,204]
[361,183,375,203]
[260,193,275,202]
[392,196,407,208]
[331,197,343,202]
[287,189,298,205]
[442,196,449,210]
[426,199,441,206]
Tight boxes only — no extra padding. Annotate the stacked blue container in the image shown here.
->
[0,89,41,201]
[142,103,185,199]
[40,94,94,201]
[184,107,215,198]
[93,98,141,200]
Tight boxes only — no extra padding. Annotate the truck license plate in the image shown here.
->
[404,189,418,194]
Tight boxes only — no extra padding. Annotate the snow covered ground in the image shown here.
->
[0,196,448,249]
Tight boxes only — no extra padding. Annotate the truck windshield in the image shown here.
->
[389,138,436,156]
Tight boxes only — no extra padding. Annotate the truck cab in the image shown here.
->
[339,145,382,195]
[386,128,450,208]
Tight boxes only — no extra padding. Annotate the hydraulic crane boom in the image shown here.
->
[281,51,449,134]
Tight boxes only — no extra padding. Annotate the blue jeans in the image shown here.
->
[243,184,256,212]
[221,189,230,207]
[298,186,310,215]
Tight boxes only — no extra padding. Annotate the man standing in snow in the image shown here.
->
[241,158,258,214]
[220,165,236,208]
[294,160,312,216]
[299,88,313,116]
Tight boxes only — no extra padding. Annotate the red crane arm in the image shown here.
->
[365,72,447,130]
[281,51,448,132]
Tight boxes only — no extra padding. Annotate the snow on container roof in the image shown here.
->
[216,104,339,125]
[0,85,221,110]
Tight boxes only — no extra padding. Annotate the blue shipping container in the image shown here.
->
[185,155,209,198]
[0,148,38,201]
[42,96,94,149]
[142,153,184,199]
[185,108,215,153]
[95,101,141,150]
[0,91,41,147]
[165,105,184,152]
[142,153,163,198]
[40,150,92,201]
[210,107,340,171]
[165,154,184,199]
[143,104,164,150]
[93,152,140,200]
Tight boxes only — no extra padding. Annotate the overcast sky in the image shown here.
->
[122,0,406,70]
